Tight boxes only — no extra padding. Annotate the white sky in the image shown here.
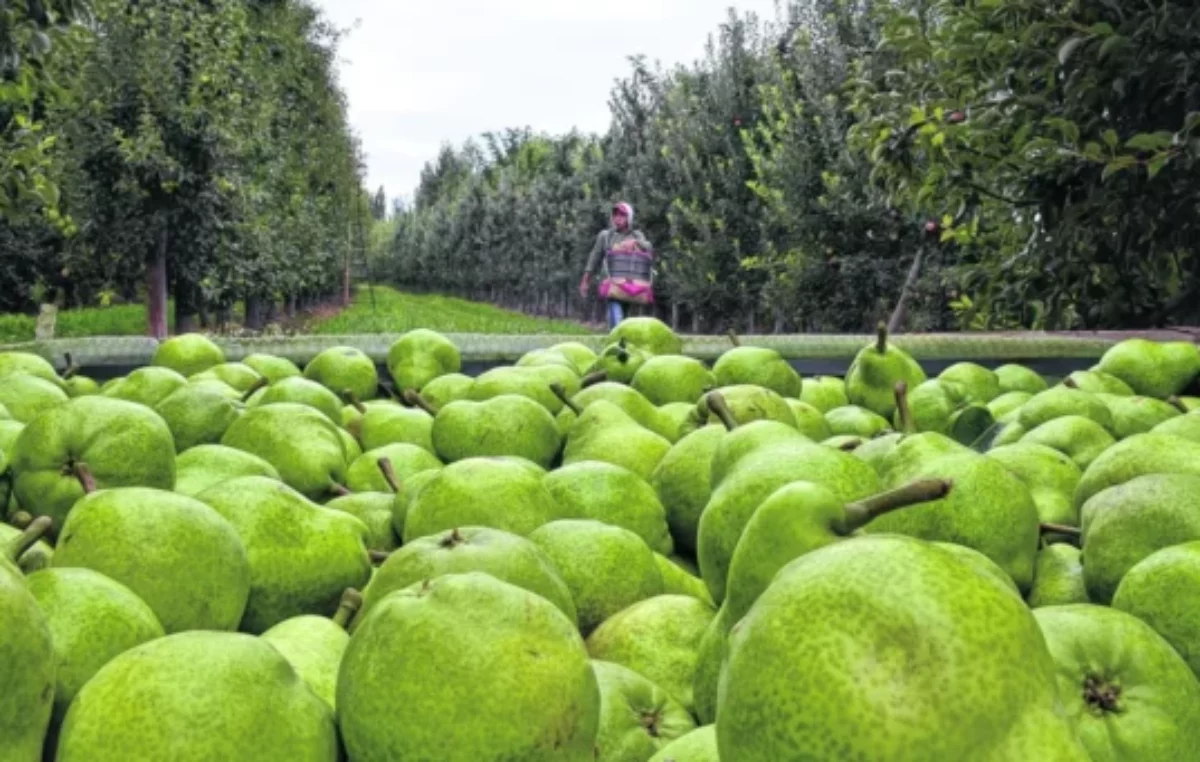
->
[312,0,782,203]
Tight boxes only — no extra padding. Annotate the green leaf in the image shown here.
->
[1058,36,1087,66]
[1147,155,1170,179]
[1102,130,1119,149]
[1098,35,1127,60]
[1088,22,1114,36]
[1125,132,1174,151]
[1101,156,1136,181]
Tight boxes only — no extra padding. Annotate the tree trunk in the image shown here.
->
[147,226,169,339]
[889,248,926,334]
[245,296,266,331]
[671,303,680,331]
[174,278,199,334]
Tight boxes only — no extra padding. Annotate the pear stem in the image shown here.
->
[706,391,739,432]
[837,438,864,452]
[894,381,915,434]
[876,322,889,354]
[1062,377,1079,390]
[580,371,607,388]
[1168,396,1188,414]
[550,383,583,416]
[368,550,391,565]
[376,458,402,494]
[7,516,52,562]
[62,352,79,380]
[74,462,97,494]
[241,377,268,402]
[330,483,351,497]
[840,479,953,534]
[8,511,32,529]
[402,389,440,416]
[332,588,363,630]
[1040,522,1082,538]
[377,381,400,401]
[727,329,741,347]
[342,390,367,414]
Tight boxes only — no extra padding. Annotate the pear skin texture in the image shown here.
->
[518,348,581,373]
[1113,542,1200,677]
[221,403,349,500]
[987,443,1082,527]
[197,476,371,633]
[56,631,339,762]
[0,373,70,423]
[403,457,564,542]
[1097,338,1200,399]
[544,461,674,555]
[825,405,891,437]
[469,365,576,414]
[649,426,724,555]
[1080,474,1200,604]
[155,384,241,452]
[419,372,474,409]
[12,396,177,527]
[360,526,577,626]
[0,524,53,573]
[390,468,439,539]
[303,346,378,401]
[1095,393,1181,438]
[345,442,441,493]
[632,355,717,405]
[261,615,350,711]
[987,391,1033,421]
[563,402,672,480]
[692,604,732,725]
[531,520,665,634]
[356,401,434,453]
[0,565,55,762]
[608,317,683,355]
[845,338,927,419]
[0,351,66,387]
[551,342,598,375]
[1034,604,1200,762]
[189,362,263,393]
[939,362,1002,404]
[433,395,562,468]
[716,536,1089,762]
[592,660,697,762]
[1020,415,1117,470]
[52,488,251,633]
[800,376,849,413]
[1067,370,1134,396]
[709,420,807,486]
[102,366,188,408]
[655,554,712,605]
[326,493,399,552]
[386,329,461,391]
[63,376,100,397]
[587,595,715,714]
[1019,386,1115,433]
[591,342,650,384]
[787,399,832,441]
[338,572,600,762]
[877,432,969,486]
[697,384,797,431]
[243,353,301,384]
[256,376,344,423]
[712,347,801,398]
[932,541,1022,596]
[26,567,164,722]
[1075,433,1200,508]
[173,444,280,498]
[1028,544,1088,608]
[558,383,675,441]
[659,402,701,441]
[995,363,1049,395]
[1152,412,1200,443]
[151,334,225,377]
[648,725,718,762]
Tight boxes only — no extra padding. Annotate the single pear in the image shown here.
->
[102,366,188,408]
[1112,542,1200,677]
[188,362,263,393]
[689,385,797,432]
[11,396,176,527]
[221,403,350,500]
[800,376,849,412]
[530,519,664,634]
[402,457,563,542]
[995,363,1049,394]
[934,540,1023,596]
[1075,433,1200,507]
[648,726,718,762]
[0,351,67,388]
[338,572,600,761]
[988,390,1033,421]
[1019,385,1115,433]
[433,394,562,468]
[150,333,224,376]
[63,375,100,397]
[550,342,599,374]
[987,443,1082,527]
[242,353,301,384]
[154,384,241,452]
[53,488,250,632]
[709,419,808,486]
[825,404,891,437]
[592,660,697,762]
[1095,392,1181,438]
[990,421,1028,447]
[691,603,731,724]
[260,589,362,711]
[1153,410,1200,442]
[631,355,716,405]
[56,631,339,761]
[354,399,435,453]
[562,400,672,481]
[875,431,968,486]
[255,376,344,423]
[544,461,673,555]
[607,317,682,355]
[787,399,832,441]
[649,427,724,555]
[345,443,441,493]
[188,378,243,401]
[904,379,995,444]
[589,340,651,384]
[387,329,462,391]
[1028,542,1088,608]
[654,554,713,606]
[173,444,280,498]
[0,373,69,424]
[712,346,801,398]
[717,535,1091,761]
[1036,603,1200,762]
[518,347,583,373]
[939,361,1001,403]
[326,493,399,552]
[1020,415,1117,470]
[1097,338,1200,399]
[304,346,378,401]
[845,323,927,419]
[556,382,675,441]
[1177,397,1200,412]
[197,477,371,633]
[1066,369,1135,396]
[419,372,473,408]
[658,401,702,441]
[586,595,715,713]
[388,468,440,541]
[469,365,576,414]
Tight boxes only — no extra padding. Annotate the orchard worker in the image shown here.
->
[579,202,654,329]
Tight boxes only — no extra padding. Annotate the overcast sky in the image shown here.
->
[312,0,781,203]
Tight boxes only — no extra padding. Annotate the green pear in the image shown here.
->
[518,347,582,373]
[53,488,250,632]
[63,375,100,397]
[403,457,563,542]
[990,421,1028,447]
[987,390,1032,421]
[654,554,713,605]
[221,403,349,500]
[689,385,797,432]
[648,726,717,762]
[197,476,371,633]
[1020,415,1117,470]
[326,493,399,552]
[995,363,1049,394]
[1034,604,1200,762]
[0,351,66,388]
[345,442,441,493]
[1097,338,1200,399]
[1080,474,1200,603]
[387,329,462,391]
[712,346,801,397]
[12,396,176,526]
[102,366,188,408]
[188,362,263,393]
[562,400,672,480]
[592,660,696,762]
[939,361,1001,403]
[875,431,968,486]
[260,588,361,711]
[1075,433,1200,507]
[1177,397,1200,412]
[338,572,600,761]
[649,426,724,555]
[934,540,1022,596]
[0,518,56,762]
[550,342,599,374]
[589,340,651,384]
[987,443,1082,527]
[824,404,891,437]
[1153,411,1200,441]
[1113,542,1200,677]
[255,376,344,423]
[530,519,664,634]
[433,394,562,468]
[800,376,849,412]
[586,595,715,713]
[1028,543,1088,608]
[845,324,927,419]
[242,353,301,384]
[154,384,241,452]
[387,468,440,541]
[173,444,280,498]
[708,419,809,489]
[631,355,716,405]
[717,535,1090,761]
[556,382,676,441]
[691,602,731,724]
[150,334,224,377]
[658,401,701,441]
[360,525,576,626]
[787,399,832,441]
[188,378,243,401]
[0,373,69,425]
[1019,385,1115,434]
[303,346,378,401]
[56,631,339,762]
[26,567,164,725]
[1067,369,1135,396]
[544,461,673,554]
[353,399,435,453]
[904,379,995,443]
[607,317,682,355]
[0,522,53,573]
[419,372,473,408]
[1095,392,1181,438]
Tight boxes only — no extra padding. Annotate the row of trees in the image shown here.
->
[387,0,1200,332]
[0,0,367,334]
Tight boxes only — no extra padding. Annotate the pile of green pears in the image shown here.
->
[3,320,1200,762]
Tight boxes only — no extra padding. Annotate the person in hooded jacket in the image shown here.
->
[579,202,653,329]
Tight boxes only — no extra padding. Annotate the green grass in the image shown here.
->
[0,304,172,344]
[308,286,594,336]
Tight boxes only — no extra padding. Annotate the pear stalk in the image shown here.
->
[876,322,889,354]
[368,550,392,565]
[332,588,363,630]
[1040,522,1082,538]
[580,371,607,388]
[376,458,402,494]
[7,515,52,561]
[8,511,32,529]
[894,381,915,434]
[550,383,583,416]
[377,381,400,401]
[74,462,97,494]
[1062,377,1079,390]
[342,390,367,414]
[330,483,351,498]
[838,438,864,452]
[402,389,440,417]
[1169,396,1188,413]
[62,352,79,380]
[706,391,739,432]
[839,479,953,534]
[241,377,268,402]
[727,329,742,348]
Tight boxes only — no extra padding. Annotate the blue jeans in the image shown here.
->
[606,300,625,329]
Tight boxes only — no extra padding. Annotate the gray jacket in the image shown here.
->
[584,229,653,278]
